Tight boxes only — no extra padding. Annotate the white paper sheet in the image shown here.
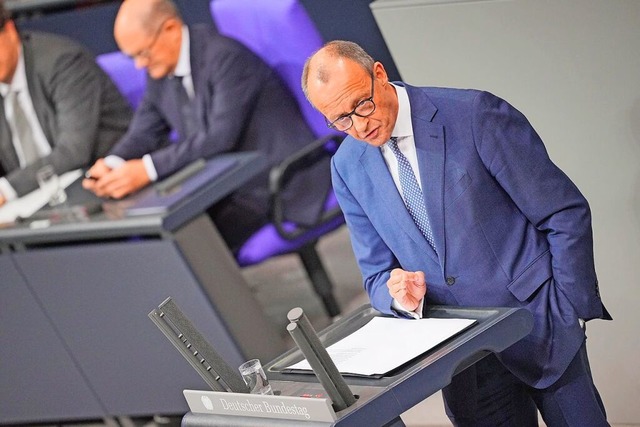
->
[0,169,83,224]
[288,316,476,376]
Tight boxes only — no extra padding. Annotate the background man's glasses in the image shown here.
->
[327,74,376,131]
[131,19,168,61]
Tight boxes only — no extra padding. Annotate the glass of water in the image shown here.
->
[36,165,67,206]
[238,358,273,395]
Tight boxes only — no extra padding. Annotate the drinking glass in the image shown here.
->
[238,358,273,395]
[36,165,67,206]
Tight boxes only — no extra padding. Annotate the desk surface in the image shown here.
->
[0,151,281,424]
[0,152,265,247]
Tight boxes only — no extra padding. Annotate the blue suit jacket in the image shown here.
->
[110,25,330,225]
[331,84,610,389]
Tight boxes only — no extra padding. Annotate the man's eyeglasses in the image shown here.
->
[131,19,168,61]
[327,73,376,132]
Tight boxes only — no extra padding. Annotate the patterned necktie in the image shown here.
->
[171,76,196,139]
[388,137,437,252]
[10,90,39,166]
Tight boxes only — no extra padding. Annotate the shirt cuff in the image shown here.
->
[0,177,18,202]
[104,155,126,169]
[391,298,424,320]
[142,154,158,182]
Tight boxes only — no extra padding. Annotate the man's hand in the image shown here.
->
[82,158,111,192]
[83,159,150,199]
[387,268,427,312]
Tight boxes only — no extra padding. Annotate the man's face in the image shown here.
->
[308,58,397,147]
[116,18,181,80]
[0,21,20,84]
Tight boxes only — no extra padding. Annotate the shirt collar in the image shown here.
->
[172,25,191,78]
[390,83,413,139]
[0,46,26,97]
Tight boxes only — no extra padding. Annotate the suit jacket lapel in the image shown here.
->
[361,144,437,260]
[188,26,207,127]
[22,33,54,146]
[407,85,446,267]
[158,78,186,139]
[188,27,203,96]
[0,96,19,173]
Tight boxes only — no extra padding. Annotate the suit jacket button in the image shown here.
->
[446,276,456,286]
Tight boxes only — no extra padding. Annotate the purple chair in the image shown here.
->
[96,51,147,109]
[211,0,346,317]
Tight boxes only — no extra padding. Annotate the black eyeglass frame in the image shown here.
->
[326,73,376,131]
[130,19,170,61]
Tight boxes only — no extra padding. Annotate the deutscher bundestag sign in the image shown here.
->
[183,389,337,422]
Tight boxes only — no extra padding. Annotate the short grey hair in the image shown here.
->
[301,40,375,101]
[0,0,12,29]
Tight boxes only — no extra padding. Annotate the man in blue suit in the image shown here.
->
[83,0,329,251]
[303,40,611,426]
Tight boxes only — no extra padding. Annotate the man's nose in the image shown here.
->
[134,57,149,70]
[352,115,369,133]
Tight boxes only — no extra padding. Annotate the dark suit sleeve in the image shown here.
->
[6,50,119,195]
[148,43,267,178]
[109,86,172,160]
[471,91,601,320]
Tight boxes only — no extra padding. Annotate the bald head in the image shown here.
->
[114,0,183,79]
[115,0,180,40]
[302,40,375,102]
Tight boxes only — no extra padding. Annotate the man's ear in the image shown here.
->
[164,17,182,34]
[373,61,389,85]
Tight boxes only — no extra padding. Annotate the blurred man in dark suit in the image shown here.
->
[83,0,330,251]
[0,1,132,207]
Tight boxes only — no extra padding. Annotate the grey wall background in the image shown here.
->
[300,0,402,81]
[371,0,640,423]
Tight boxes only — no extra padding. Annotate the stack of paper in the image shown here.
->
[288,316,476,376]
[0,169,82,224]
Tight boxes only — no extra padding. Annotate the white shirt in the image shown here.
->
[380,84,422,192]
[0,46,52,201]
[107,25,193,181]
[382,84,424,319]
[172,26,194,99]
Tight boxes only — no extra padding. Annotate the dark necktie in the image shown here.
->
[171,76,196,139]
[388,137,437,252]
[10,90,39,166]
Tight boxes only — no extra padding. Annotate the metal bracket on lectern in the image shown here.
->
[148,297,249,393]
[286,307,357,412]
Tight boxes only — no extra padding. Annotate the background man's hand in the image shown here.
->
[387,268,427,312]
[82,158,111,192]
[83,159,150,199]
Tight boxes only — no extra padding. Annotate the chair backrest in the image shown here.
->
[96,51,147,109]
[210,0,330,139]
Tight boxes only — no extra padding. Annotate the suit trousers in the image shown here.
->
[442,335,609,427]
